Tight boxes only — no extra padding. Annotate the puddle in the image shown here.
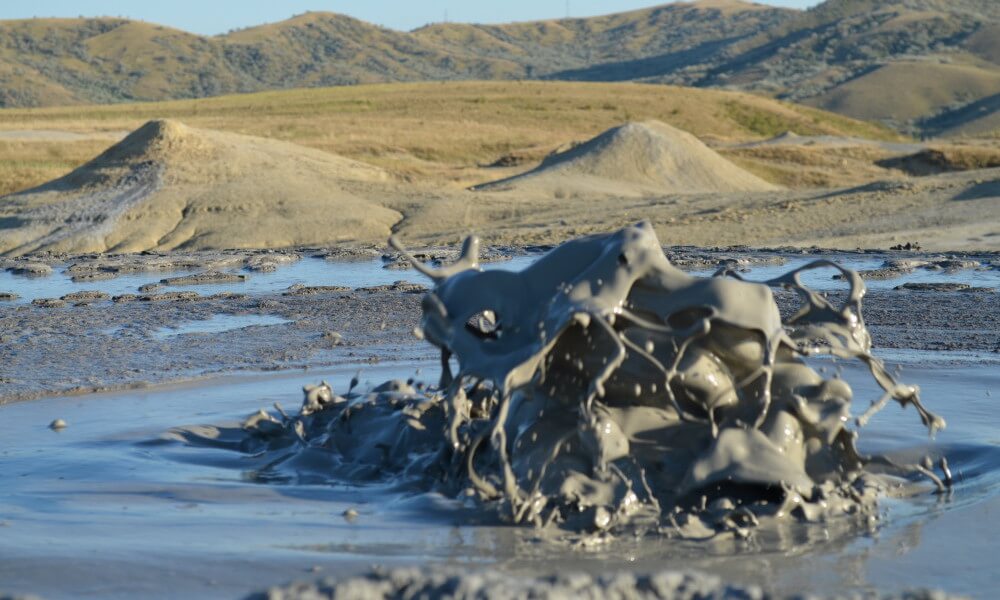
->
[687,256,1000,291]
[0,255,540,304]
[150,314,291,340]
[0,355,997,599]
[1,254,996,305]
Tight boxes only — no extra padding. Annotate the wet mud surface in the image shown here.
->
[1,233,999,599]
[3,355,997,599]
[0,287,428,402]
[249,567,962,599]
[0,279,995,404]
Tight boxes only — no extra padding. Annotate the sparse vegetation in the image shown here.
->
[0,139,109,195]
[0,81,902,194]
[877,146,1000,175]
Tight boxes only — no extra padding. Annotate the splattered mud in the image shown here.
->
[1,227,998,599]
[177,223,953,539]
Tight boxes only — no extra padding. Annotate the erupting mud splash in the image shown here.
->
[178,221,949,539]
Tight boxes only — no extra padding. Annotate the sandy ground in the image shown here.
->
[378,168,1000,252]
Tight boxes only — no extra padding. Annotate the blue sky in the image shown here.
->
[1,1,822,33]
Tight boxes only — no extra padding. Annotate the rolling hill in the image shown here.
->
[0,80,900,197]
[0,0,998,135]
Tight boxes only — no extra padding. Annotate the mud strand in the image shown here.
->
[178,221,949,541]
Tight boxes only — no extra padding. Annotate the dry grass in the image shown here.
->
[0,81,902,194]
[877,145,1000,175]
[0,139,110,196]
[807,61,1000,122]
[720,144,901,188]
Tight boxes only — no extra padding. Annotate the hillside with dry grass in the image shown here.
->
[1,82,997,254]
[0,2,791,108]
[0,0,998,135]
[0,81,900,197]
[690,0,1000,136]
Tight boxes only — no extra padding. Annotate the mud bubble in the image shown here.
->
[180,221,948,540]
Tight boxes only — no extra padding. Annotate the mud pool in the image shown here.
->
[1,236,999,599]
[0,354,997,599]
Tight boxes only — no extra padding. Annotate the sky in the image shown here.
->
[0,1,823,34]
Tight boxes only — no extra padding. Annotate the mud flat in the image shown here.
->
[0,285,428,403]
[0,246,997,403]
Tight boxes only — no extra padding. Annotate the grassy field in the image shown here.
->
[0,80,904,196]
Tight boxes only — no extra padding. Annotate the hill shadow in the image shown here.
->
[954,177,1000,201]
[545,38,742,82]
[919,93,1000,137]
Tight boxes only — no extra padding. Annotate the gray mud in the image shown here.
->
[2,269,997,404]
[159,271,248,285]
[3,355,996,599]
[177,223,951,544]
[248,567,960,600]
[2,227,999,600]
[0,287,428,402]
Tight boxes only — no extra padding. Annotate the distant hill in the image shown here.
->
[680,0,1000,136]
[0,0,998,136]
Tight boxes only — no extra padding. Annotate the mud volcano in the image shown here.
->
[0,119,399,256]
[473,121,778,197]
[179,221,947,539]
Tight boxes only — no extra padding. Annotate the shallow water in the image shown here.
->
[686,256,1000,291]
[150,314,292,339]
[1,254,996,304]
[1,350,997,599]
[0,256,540,303]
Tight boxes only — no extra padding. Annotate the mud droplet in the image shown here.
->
[593,507,612,530]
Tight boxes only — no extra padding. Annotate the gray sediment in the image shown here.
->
[246,567,963,600]
[2,276,997,404]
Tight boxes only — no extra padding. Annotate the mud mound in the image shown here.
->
[0,119,399,256]
[473,121,778,197]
